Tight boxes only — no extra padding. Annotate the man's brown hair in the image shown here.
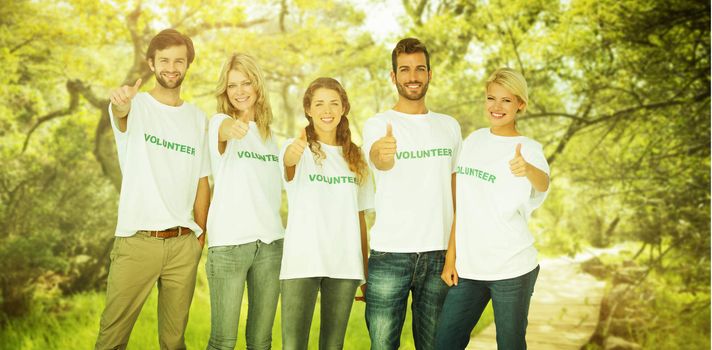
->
[146,29,195,66]
[391,38,430,73]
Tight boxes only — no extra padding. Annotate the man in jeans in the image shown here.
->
[362,38,462,349]
[95,29,210,350]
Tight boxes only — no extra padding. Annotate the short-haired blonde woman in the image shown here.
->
[205,53,284,350]
[436,68,550,350]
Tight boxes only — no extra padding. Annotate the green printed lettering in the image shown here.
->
[307,173,357,185]
[237,151,278,162]
[458,166,497,184]
[395,148,454,161]
[143,133,197,156]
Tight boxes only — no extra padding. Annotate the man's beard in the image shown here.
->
[154,71,185,89]
[395,78,429,101]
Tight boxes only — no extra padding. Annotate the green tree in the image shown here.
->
[0,0,390,318]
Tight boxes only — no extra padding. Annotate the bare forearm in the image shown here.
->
[111,103,129,119]
[447,173,456,257]
[359,211,369,278]
[446,216,456,258]
[111,104,129,132]
[526,166,549,192]
[217,118,231,142]
[441,215,458,286]
[193,177,210,232]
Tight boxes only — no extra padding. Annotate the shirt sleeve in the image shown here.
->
[199,115,212,178]
[357,157,375,212]
[450,118,463,173]
[361,116,385,169]
[279,139,298,186]
[108,97,139,174]
[270,135,285,191]
[208,114,230,178]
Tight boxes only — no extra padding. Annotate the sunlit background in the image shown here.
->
[0,0,709,349]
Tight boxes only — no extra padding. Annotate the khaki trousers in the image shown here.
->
[95,231,202,350]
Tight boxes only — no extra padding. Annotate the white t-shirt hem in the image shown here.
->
[280,273,365,282]
[209,235,284,248]
[115,221,204,238]
[458,262,539,282]
[369,245,447,253]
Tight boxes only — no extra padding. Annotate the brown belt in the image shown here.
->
[142,226,193,239]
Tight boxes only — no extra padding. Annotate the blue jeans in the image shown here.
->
[365,250,448,350]
[205,239,283,350]
[435,265,540,350]
[280,277,361,350]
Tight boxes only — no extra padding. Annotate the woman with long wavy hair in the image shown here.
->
[205,53,284,350]
[279,77,373,349]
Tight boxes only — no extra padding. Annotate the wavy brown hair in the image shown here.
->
[302,77,368,184]
[215,53,272,140]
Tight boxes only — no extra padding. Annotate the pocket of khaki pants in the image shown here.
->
[193,235,203,256]
[109,237,124,261]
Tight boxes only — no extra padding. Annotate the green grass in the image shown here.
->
[0,254,493,349]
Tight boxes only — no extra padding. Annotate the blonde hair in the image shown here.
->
[486,68,529,115]
[215,53,273,139]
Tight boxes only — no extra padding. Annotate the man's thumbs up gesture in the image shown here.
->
[109,79,142,116]
[369,123,397,171]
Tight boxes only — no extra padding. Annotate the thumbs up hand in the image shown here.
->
[509,143,530,177]
[284,128,309,167]
[109,79,142,114]
[220,118,250,141]
[369,123,397,170]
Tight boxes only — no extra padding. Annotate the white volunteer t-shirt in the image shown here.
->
[206,114,284,248]
[362,109,462,253]
[279,141,374,281]
[109,92,210,237]
[455,128,550,281]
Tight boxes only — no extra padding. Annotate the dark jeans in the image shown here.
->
[365,250,448,350]
[435,265,540,350]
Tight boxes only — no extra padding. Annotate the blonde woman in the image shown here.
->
[205,53,284,350]
[436,68,550,350]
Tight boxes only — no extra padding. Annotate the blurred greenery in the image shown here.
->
[0,0,708,348]
[0,253,493,348]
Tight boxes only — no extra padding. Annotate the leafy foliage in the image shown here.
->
[0,1,708,347]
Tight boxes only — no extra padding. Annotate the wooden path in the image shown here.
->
[467,256,606,350]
